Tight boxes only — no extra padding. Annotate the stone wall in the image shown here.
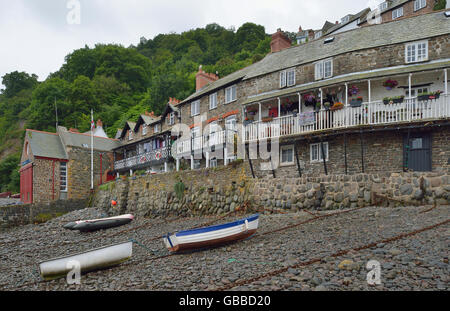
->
[32,158,61,203]
[94,161,254,217]
[252,172,450,212]
[0,199,87,231]
[94,160,450,218]
[67,146,114,200]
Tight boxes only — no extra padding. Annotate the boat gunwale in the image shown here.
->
[171,214,259,238]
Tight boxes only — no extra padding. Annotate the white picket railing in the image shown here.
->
[244,95,450,142]
[175,129,237,155]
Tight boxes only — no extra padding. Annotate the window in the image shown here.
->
[414,0,426,11]
[280,71,287,88]
[168,112,175,125]
[287,69,296,87]
[280,145,295,166]
[191,126,200,138]
[315,59,333,80]
[406,87,428,97]
[379,1,388,11]
[341,16,350,23]
[144,142,151,153]
[142,124,148,135]
[392,7,403,19]
[314,31,322,39]
[225,115,237,132]
[225,85,237,104]
[210,157,218,168]
[60,162,67,192]
[310,142,329,162]
[405,41,428,63]
[129,131,133,141]
[209,93,218,110]
[154,124,160,133]
[191,100,200,116]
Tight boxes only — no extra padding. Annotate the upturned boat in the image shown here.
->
[63,214,134,232]
[39,241,133,281]
[163,214,259,253]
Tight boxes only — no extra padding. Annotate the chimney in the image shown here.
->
[96,119,103,128]
[298,26,303,32]
[196,65,219,91]
[308,30,315,40]
[270,28,292,53]
[169,97,180,105]
[335,21,339,24]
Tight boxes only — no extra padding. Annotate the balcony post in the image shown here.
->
[176,158,180,171]
[408,73,412,99]
[297,92,301,113]
[190,155,194,170]
[445,69,448,95]
[345,83,348,106]
[224,147,228,166]
[320,88,323,109]
[277,97,281,117]
[206,152,210,168]
[258,102,262,122]
[368,79,371,103]
[164,162,168,173]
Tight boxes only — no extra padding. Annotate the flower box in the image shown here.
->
[418,95,430,101]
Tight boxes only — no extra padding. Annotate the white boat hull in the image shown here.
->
[39,241,133,281]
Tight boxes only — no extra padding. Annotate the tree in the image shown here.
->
[1,71,38,98]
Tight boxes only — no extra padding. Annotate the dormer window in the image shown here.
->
[169,112,175,125]
[341,16,350,23]
[129,131,133,141]
[314,31,322,40]
[378,1,388,11]
[154,124,160,133]
[142,124,148,135]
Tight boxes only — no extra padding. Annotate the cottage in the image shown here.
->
[19,124,119,204]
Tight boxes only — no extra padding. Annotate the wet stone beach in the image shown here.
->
[0,205,448,291]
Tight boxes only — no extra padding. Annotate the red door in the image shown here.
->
[20,165,33,204]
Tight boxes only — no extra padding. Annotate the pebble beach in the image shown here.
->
[0,204,448,291]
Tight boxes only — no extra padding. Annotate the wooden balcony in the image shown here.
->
[114,146,171,171]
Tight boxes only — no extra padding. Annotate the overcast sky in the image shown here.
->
[0,0,383,88]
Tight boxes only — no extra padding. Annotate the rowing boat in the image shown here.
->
[163,214,259,253]
[39,241,133,281]
[63,214,134,232]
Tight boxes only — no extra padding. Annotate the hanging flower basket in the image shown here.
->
[382,79,398,90]
[330,102,344,110]
[348,85,360,96]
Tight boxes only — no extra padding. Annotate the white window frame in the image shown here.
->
[315,59,333,80]
[210,157,218,168]
[341,16,350,23]
[280,70,287,88]
[129,130,133,141]
[225,85,237,104]
[287,69,296,87]
[314,31,322,40]
[392,7,403,19]
[405,41,428,64]
[280,145,295,166]
[191,100,200,116]
[142,124,148,135]
[225,115,237,132]
[60,162,68,192]
[168,112,175,125]
[154,124,160,133]
[310,142,329,163]
[209,93,218,110]
[379,1,388,11]
[414,0,426,11]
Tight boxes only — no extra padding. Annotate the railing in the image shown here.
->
[244,95,450,142]
[175,129,237,155]
[114,147,170,170]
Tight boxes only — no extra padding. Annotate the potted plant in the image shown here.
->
[330,102,344,111]
[314,101,321,112]
[348,85,360,96]
[303,93,316,106]
[418,92,431,101]
[382,79,398,90]
[383,97,392,105]
[430,90,443,100]
[392,95,405,104]
[323,102,331,110]
[350,96,363,107]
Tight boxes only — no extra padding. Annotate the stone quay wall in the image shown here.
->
[0,199,88,231]
[94,161,449,217]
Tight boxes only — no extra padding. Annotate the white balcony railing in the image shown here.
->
[175,129,237,155]
[244,95,450,142]
[114,146,170,170]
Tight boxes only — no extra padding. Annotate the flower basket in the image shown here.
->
[382,79,398,90]
[392,96,404,104]
[418,94,430,101]
[330,102,344,111]
[350,99,362,107]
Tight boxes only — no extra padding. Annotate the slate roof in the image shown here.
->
[26,130,67,160]
[324,8,371,35]
[178,11,449,106]
[58,127,120,151]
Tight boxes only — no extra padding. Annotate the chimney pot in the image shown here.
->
[96,119,103,127]
[270,28,291,53]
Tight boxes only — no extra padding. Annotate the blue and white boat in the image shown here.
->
[163,214,259,253]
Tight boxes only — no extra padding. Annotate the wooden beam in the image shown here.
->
[294,144,302,177]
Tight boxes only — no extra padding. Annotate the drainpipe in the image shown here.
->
[52,160,55,200]
[408,74,412,99]
[258,102,262,122]
[445,69,448,95]
[368,79,371,103]
[99,154,103,185]
[277,97,281,117]
[297,92,301,113]
[345,83,348,106]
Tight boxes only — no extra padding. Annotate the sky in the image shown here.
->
[0,0,383,89]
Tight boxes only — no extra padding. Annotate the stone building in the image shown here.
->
[112,98,182,175]
[19,125,119,204]
[170,10,450,177]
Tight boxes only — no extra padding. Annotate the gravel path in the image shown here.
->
[0,205,448,291]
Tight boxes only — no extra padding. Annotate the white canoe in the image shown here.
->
[39,241,133,281]
[163,214,259,253]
